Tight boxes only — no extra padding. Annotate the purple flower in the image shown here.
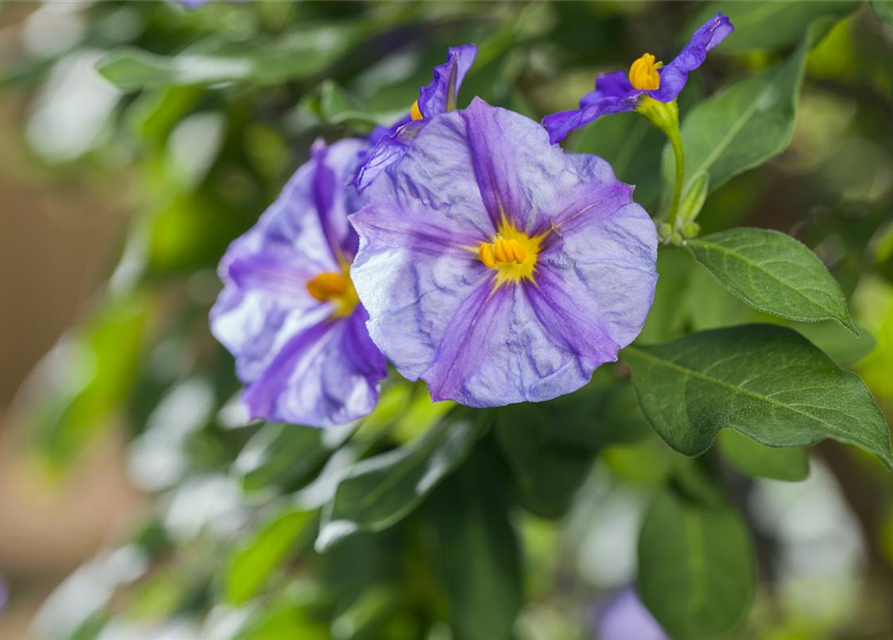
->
[211,139,387,428]
[595,588,669,640]
[355,44,477,191]
[350,99,657,408]
[543,14,733,143]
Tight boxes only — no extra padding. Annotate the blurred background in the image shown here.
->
[0,1,891,639]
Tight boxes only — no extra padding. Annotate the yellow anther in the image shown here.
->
[410,100,423,121]
[478,243,496,269]
[475,222,545,288]
[629,53,663,91]
[306,271,358,318]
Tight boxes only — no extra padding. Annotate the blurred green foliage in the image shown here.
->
[2,1,893,639]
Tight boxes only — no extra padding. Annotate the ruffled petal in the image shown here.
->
[540,201,658,350]
[418,44,478,117]
[462,98,597,231]
[582,70,637,104]
[241,308,387,428]
[309,139,367,259]
[354,120,421,192]
[422,281,618,407]
[354,44,477,192]
[651,13,734,103]
[542,96,636,144]
[351,203,490,381]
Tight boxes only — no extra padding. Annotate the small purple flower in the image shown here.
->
[350,99,657,408]
[543,14,733,143]
[211,139,387,428]
[595,588,669,640]
[355,44,477,191]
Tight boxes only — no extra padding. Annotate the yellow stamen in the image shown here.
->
[476,218,547,288]
[629,53,663,91]
[410,100,423,121]
[306,270,359,318]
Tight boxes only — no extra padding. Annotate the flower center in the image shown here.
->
[629,53,663,91]
[477,222,545,287]
[306,269,359,318]
[410,100,423,121]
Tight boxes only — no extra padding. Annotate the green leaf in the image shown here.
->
[315,416,484,552]
[29,294,150,469]
[235,422,353,494]
[426,446,523,640]
[233,582,329,640]
[98,24,365,91]
[717,429,809,482]
[686,227,855,332]
[224,508,311,605]
[625,324,893,467]
[666,25,813,200]
[495,404,596,519]
[871,1,893,26]
[637,490,754,639]
[688,1,855,53]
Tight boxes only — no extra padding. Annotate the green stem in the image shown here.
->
[666,127,685,228]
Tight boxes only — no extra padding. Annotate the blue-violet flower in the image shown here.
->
[355,44,477,191]
[350,99,657,407]
[543,14,733,143]
[211,139,387,428]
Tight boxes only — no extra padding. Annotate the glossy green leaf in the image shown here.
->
[666,26,812,200]
[872,1,893,25]
[224,508,311,605]
[688,1,855,53]
[427,446,522,640]
[495,404,595,519]
[686,227,855,332]
[98,24,364,91]
[233,583,329,640]
[315,416,484,552]
[235,422,353,494]
[625,324,893,467]
[638,490,754,639]
[717,429,809,482]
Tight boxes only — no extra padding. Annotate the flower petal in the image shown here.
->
[540,201,658,350]
[651,13,734,103]
[354,44,477,192]
[309,139,367,260]
[462,97,597,231]
[351,204,490,381]
[418,44,478,117]
[241,309,387,428]
[542,96,636,144]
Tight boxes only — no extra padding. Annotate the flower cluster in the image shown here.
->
[212,18,732,427]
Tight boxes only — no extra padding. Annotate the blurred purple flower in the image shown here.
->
[350,98,657,407]
[0,576,7,614]
[543,14,733,143]
[596,587,669,640]
[211,139,387,428]
[354,44,477,191]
